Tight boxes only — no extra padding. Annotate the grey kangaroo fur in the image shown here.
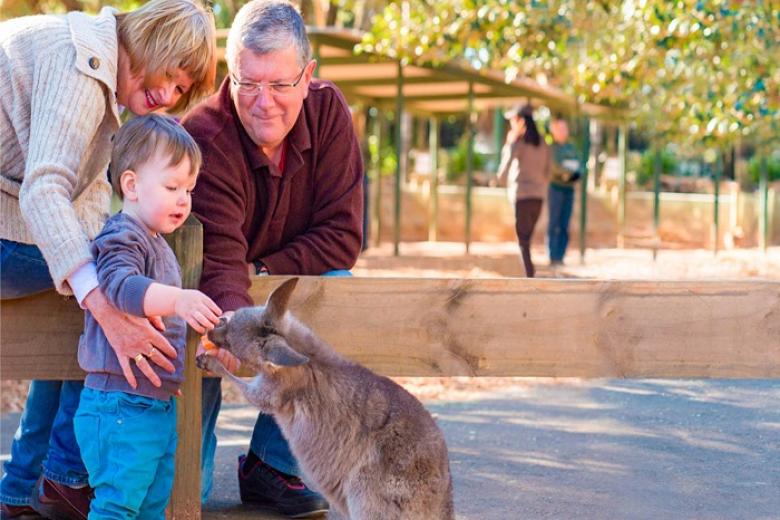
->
[197,278,454,520]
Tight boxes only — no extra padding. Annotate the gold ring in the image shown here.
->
[134,353,145,364]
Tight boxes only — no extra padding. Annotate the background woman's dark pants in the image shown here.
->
[514,198,543,277]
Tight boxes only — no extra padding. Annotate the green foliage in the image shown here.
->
[446,134,485,182]
[378,144,397,178]
[361,0,779,148]
[748,153,780,185]
[637,148,678,187]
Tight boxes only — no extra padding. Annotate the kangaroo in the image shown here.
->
[197,277,454,520]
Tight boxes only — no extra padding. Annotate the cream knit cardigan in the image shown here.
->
[1,7,121,295]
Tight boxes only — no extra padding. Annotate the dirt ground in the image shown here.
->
[2,242,778,519]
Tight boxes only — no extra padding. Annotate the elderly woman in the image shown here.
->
[0,1,216,517]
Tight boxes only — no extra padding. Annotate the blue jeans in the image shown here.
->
[75,388,177,519]
[547,185,575,263]
[200,269,352,502]
[0,240,88,506]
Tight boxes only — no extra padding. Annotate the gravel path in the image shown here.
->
[193,378,780,519]
[2,244,777,518]
[2,379,778,519]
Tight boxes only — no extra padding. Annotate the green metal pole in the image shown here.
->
[578,116,591,263]
[652,145,662,260]
[465,81,474,254]
[312,41,320,79]
[393,62,404,256]
[428,116,440,242]
[617,124,627,249]
[759,155,769,252]
[494,109,505,175]
[371,107,382,248]
[712,152,722,255]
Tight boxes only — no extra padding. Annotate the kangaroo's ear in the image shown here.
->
[266,340,309,368]
[265,277,299,323]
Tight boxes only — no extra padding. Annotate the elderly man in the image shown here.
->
[182,0,363,517]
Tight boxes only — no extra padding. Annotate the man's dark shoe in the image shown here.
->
[29,476,91,520]
[238,454,328,519]
[0,503,41,519]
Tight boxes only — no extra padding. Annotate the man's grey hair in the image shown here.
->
[226,0,312,72]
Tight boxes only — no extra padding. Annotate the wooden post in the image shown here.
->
[428,116,440,242]
[394,61,404,256]
[164,215,204,519]
[465,81,475,254]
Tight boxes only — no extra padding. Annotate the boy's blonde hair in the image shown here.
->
[110,114,202,199]
[116,0,217,113]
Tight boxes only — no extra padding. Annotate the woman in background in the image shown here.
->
[497,105,551,278]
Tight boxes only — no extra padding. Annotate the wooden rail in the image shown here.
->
[2,216,778,517]
[5,277,779,380]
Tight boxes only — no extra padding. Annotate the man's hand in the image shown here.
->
[174,289,222,333]
[83,288,177,389]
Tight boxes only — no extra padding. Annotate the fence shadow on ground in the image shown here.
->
[195,379,780,520]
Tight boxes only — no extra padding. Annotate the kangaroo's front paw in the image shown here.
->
[196,353,222,373]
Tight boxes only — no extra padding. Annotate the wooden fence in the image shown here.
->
[2,217,778,518]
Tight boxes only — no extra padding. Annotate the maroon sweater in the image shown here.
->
[183,78,364,311]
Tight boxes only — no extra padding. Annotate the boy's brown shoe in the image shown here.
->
[29,476,91,520]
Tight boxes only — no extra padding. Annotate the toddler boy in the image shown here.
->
[74,114,221,519]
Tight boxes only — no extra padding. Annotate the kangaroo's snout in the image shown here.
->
[207,316,231,349]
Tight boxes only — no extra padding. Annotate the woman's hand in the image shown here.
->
[83,288,177,389]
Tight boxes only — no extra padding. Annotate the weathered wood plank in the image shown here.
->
[246,277,780,379]
[0,290,85,380]
[2,277,779,379]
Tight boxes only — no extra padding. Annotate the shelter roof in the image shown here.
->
[217,27,625,120]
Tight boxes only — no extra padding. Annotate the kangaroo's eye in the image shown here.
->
[260,325,278,337]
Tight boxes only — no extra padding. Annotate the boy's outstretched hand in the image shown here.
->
[175,289,222,333]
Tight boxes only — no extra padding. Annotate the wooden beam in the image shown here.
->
[244,277,780,379]
[1,290,85,380]
[3,278,779,380]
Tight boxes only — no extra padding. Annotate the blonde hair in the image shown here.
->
[116,0,217,113]
[110,114,202,199]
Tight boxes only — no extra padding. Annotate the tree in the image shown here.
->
[359,0,779,150]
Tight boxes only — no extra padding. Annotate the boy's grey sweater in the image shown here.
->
[79,212,186,400]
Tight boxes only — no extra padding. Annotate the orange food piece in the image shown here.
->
[200,335,217,351]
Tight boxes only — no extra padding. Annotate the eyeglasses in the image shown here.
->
[230,65,307,97]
